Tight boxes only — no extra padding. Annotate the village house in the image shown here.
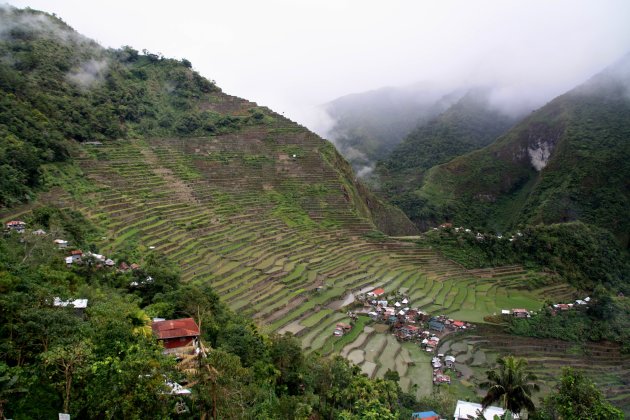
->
[69,249,83,263]
[32,229,46,236]
[53,297,88,309]
[54,239,68,249]
[411,411,440,420]
[87,251,105,261]
[433,370,450,385]
[429,319,445,332]
[398,325,420,340]
[445,355,456,368]
[451,320,465,329]
[453,400,516,420]
[151,318,200,355]
[512,309,530,318]
[333,322,352,336]
[5,220,26,233]
[53,297,88,316]
[367,287,386,298]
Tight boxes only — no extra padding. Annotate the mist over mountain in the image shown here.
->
[374,87,522,227]
[412,53,630,245]
[321,82,463,176]
[322,78,556,180]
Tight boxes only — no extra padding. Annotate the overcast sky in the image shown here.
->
[6,0,630,131]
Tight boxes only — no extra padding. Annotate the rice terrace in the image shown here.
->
[4,100,626,412]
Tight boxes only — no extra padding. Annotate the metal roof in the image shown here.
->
[152,318,200,340]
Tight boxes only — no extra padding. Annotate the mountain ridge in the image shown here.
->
[0,5,416,236]
[415,54,630,246]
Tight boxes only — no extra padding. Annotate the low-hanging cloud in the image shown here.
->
[4,0,630,131]
[66,58,109,88]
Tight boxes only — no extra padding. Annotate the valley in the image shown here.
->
[1,5,628,417]
[6,117,619,409]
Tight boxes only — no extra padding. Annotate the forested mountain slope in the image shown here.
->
[409,55,630,246]
[0,6,415,236]
[376,88,519,228]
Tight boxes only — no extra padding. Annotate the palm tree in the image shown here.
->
[480,355,540,415]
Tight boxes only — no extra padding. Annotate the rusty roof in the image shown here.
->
[152,318,200,340]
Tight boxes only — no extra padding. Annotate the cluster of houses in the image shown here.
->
[431,353,457,385]
[434,222,524,242]
[61,248,144,276]
[363,288,424,325]
[333,322,352,337]
[550,296,590,313]
[412,400,514,420]
[359,287,473,351]
[500,308,532,318]
[500,297,591,319]
[61,248,117,268]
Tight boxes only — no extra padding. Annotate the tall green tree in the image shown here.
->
[536,368,623,420]
[480,355,539,416]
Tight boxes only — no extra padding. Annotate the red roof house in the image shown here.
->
[152,318,200,351]
[452,321,465,328]
[512,309,530,318]
[6,220,26,232]
[368,288,385,297]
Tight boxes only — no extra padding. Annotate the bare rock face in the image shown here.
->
[527,139,554,171]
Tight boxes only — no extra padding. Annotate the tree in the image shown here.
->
[41,340,92,414]
[0,363,26,419]
[193,348,253,419]
[480,355,539,415]
[536,368,623,419]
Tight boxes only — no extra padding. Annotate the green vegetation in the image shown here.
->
[377,88,517,229]
[0,207,430,419]
[508,292,630,352]
[424,222,630,294]
[0,6,261,208]
[407,57,630,246]
[480,355,540,416]
[2,6,629,417]
[535,368,624,419]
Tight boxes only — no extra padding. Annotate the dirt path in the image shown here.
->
[140,147,199,204]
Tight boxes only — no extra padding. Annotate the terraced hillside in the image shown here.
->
[7,134,583,401]
[22,120,576,335]
[1,90,591,410]
[439,327,630,416]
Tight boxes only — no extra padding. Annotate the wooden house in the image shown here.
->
[152,318,200,354]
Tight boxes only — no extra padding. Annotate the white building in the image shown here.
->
[453,400,517,420]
